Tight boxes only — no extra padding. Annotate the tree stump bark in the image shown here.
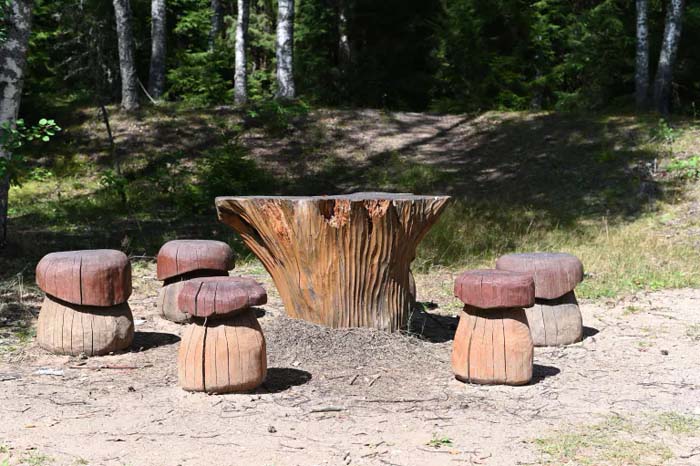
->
[36,296,134,356]
[526,291,583,347]
[451,306,533,385]
[215,193,449,332]
[178,309,267,393]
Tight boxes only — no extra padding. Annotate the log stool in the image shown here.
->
[452,270,535,386]
[156,240,235,323]
[35,250,134,356]
[177,276,267,393]
[496,252,584,346]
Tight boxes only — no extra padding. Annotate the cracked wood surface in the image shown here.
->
[215,193,449,331]
[35,250,132,307]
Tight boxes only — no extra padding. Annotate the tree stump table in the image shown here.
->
[215,193,450,332]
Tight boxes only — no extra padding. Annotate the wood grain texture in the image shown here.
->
[36,250,132,307]
[157,271,229,323]
[495,252,583,299]
[454,269,535,310]
[178,276,267,319]
[177,309,267,393]
[526,291,583,346]
[36,296,134,356]
[452,306,533,385]
[157,240,235,281]
[215,193,450,331]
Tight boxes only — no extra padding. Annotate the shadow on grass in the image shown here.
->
[5,109,662,285]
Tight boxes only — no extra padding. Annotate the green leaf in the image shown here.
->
[39,118,48,125]
[42,135,50,142]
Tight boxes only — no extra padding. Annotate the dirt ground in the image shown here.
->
[1,263,699,466]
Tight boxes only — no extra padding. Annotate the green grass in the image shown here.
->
[535,415,674,465]
[4,105,700,300]
[686,324,700,341]
[426,435,453,448]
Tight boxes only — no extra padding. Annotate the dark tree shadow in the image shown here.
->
[258,368,312,393]
[131,331,180,351]
[530,364,561,384]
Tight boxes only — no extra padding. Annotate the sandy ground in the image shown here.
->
[1,264,699,466]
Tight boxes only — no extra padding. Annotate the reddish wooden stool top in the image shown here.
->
[36,250,132,307]
[454,269,535,309]
[495,252,583,299]
[178,276,267,318]
[157,240,234,281]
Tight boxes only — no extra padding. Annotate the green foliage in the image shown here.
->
[244,99,310,135]
[0,118,61,184]
[667,156,700,179]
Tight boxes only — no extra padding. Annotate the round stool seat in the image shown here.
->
[36,250,131,307]
[454,269,535,309]
[157,240,234,281]
[178,276,267,319]
[496,252,583,299]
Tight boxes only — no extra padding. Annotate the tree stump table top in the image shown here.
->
[495,252,583,299]
[215,192,450,331]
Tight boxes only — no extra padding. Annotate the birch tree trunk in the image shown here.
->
[275,0,295,100]
[148,0,166,99]
[234,0,249,105]
[337,0,351,68]
[209,0,223,51]
[0,0,33,246]
[112,0,139,111]
[635,0,649,109]
[653,0,685,115]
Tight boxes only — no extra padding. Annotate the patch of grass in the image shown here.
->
[623,305,644,316]
[535,415,673,465]
[426,435,453,449]
[417,199,700,298]
[654,412,700,435]
[686,324,700,342]
[20,452,53,466]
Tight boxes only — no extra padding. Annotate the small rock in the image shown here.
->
[660,349,669,355]
[267,426,277,433]
[127,386,136,392]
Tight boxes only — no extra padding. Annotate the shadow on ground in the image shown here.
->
[132,331,181,351]
[260,368,312,393]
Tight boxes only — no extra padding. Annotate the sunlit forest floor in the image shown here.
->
[1,105,700,465]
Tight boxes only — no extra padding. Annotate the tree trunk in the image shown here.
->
[635,0,649,109]
[653,0,685,115]
[112,0,139,111]
[209,0,223,51]
[275,0,295,100]
[215,193,450,331]
[148,0,166,99]
[337,0,351,68]
[234,0,249,105]
[0,0,33,247]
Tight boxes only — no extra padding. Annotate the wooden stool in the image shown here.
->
[452,270,535,386]
[496,252,584,346]
[177,276,267,394]
[156,240,234,323]
[35,250,134,356]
